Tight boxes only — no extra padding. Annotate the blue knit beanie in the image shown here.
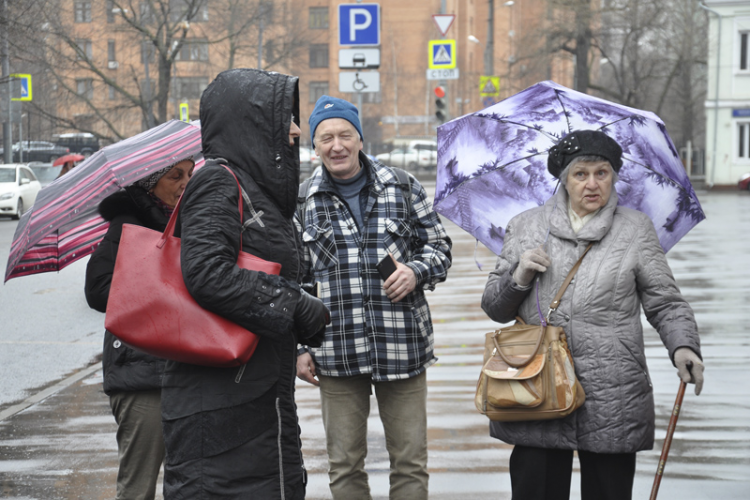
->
[309,95,363,147]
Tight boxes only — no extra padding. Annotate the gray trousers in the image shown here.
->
[110,389,165,500]
[318,371,429,500]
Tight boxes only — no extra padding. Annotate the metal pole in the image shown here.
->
[2,0,12,164]
[142,42,155,129]
[18,110,23,162]
[700,3,721,188]
[486,0,494,75]
[356,90,363,141]
[257,2,264,69]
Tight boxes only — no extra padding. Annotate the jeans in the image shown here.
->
[318,371,429,500]
[110,390,165,500]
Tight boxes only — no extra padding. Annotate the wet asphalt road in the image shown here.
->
[0,185,749,499]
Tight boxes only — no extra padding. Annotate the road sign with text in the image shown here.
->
[428,40,456,69]
[426,68,459,80]
[339,3,380,46]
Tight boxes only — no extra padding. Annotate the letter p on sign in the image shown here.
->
[339,3,380,46]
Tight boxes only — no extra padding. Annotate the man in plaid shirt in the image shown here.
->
[295,96,452,500]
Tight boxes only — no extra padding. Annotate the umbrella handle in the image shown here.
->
[649,380,687,500]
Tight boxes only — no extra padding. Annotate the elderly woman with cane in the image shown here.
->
[481,130,704,500]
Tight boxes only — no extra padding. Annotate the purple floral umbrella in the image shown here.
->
[434,80,705,255]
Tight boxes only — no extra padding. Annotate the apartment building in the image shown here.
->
[703,0,750,187]
[44,0,575,147]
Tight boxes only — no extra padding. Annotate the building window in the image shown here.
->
[76,78,94,99]
[309,7,329,29]
[169,0,209,23]
[309,44,329,68]
[139,2,154,24]
[740,32,748,71]
[175,40,209,61]
[76,39,93,60]
[739,122,750,160]
[141,42,155,64]
[309,81,329,104]
[107,0,115,23]
[74,1,92,23]
[172,76,209,99]
[108,40,116,61]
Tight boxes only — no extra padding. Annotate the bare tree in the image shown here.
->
[8,0,311,142]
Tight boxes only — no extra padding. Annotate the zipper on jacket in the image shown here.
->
[276,397,286,499]
[235,363,247,383]
[292,346,308,485]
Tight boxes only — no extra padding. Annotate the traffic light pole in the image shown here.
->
[438,0,448,125]
[1,0,12,163]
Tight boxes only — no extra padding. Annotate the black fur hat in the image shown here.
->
[547,130,623,178]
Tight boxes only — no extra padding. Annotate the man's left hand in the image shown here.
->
[383,260,417,303]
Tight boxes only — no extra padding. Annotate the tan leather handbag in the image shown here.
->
[475,244,592,422]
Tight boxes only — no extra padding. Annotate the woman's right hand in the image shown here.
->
[513,246,551,287]
[293,290,330,346]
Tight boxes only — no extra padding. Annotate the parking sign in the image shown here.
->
[339,3,380,46]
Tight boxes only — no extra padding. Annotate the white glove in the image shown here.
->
[512,247,551,287]
[674,347,704,395]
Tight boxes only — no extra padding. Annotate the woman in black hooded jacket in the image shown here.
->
[160,69,329,499]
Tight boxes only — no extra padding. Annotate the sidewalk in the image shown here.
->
[2,190,750,499]
[1,354,747,500]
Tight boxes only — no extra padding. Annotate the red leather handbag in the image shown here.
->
[105,165,280,367]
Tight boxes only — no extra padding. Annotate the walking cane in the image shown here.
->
[649,380,687,500]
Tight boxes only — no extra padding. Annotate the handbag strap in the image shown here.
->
[492,245,593,368]
[546,242,593,319]
[159,164,245,251]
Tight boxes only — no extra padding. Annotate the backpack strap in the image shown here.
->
[389,166,413,217]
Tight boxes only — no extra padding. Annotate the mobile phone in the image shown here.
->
[376,254,398,280]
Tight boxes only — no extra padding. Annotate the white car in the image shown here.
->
[0,164,42,220]
[376,148,422,170]
[376,141,438,171]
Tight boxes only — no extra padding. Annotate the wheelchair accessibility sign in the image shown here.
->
[428,40,456,70]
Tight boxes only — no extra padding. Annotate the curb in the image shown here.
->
[0,361,102,422]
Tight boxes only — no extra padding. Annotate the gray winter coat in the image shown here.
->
[481,187,701,453]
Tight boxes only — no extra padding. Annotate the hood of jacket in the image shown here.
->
[98,185,169,230]
[199,69,300,218]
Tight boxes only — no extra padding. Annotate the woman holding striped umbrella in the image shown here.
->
[84,157,194,500]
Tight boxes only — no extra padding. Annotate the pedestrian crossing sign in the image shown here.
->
[428,40,456,69]
[479,76,500,97]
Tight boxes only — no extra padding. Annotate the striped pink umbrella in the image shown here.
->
[5,119,203,282]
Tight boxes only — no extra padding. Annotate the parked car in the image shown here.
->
[53,132,101,157]
[740,173,750,190]
[28,162,64,188]
[376,148,423,170]
[408,140,438,169]
[376,140,438,171]
[0,141,70,163]
[0,164,42,219]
